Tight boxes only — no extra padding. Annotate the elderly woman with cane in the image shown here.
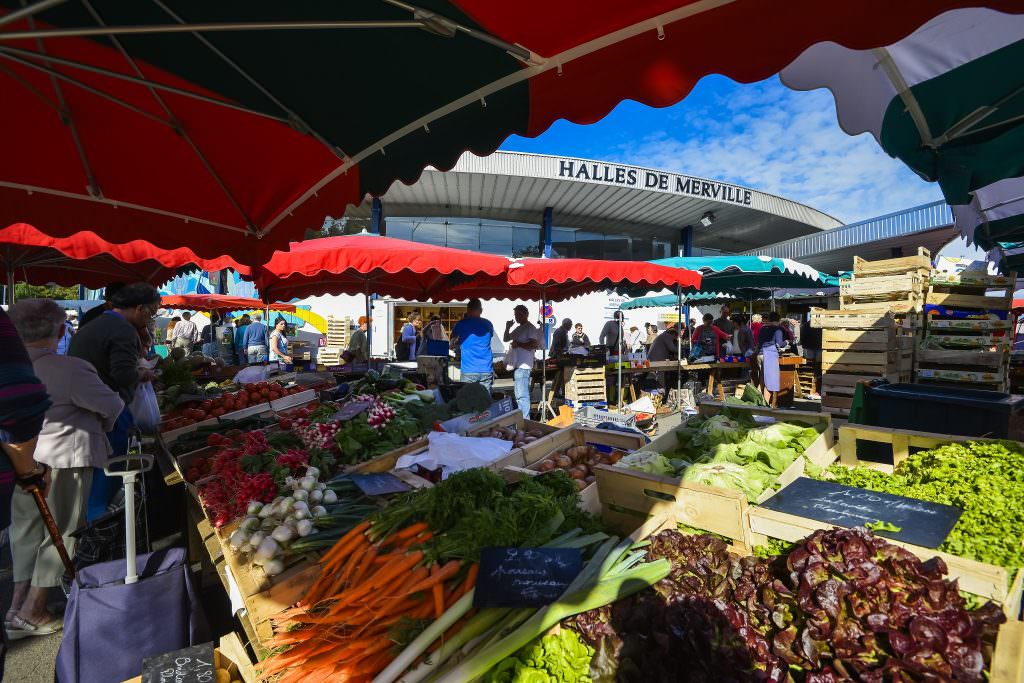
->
[7,299,124,639]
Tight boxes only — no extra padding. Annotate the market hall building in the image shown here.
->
[340,150,841,261]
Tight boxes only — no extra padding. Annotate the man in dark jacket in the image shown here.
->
[69,283,159,404]
[68,282,159,518]
[78,282,126,328]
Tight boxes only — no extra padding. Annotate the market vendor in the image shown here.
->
[690,313,731,360]
[348,316,370,363]
[269,317,292,370]
[569,323,591,352]
[503,305,542,417]
[648,323,683,394]
[450,298,495,391]
[550,318,572,357]
[757,311,788,405]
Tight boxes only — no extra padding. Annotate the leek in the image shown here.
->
[434,542,670,682]
[375,529,602,683]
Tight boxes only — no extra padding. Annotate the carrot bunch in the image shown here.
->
[258,520,478,683]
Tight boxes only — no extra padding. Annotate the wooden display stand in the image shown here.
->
[915,271,1015,392]
[746,423,1024,618]
[563,366,607,405]
[594,403,833,550]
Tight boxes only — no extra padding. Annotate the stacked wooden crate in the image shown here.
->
[564,366,607,406]
[813,248,930,419]
[914,271,1015,391]
[814,310,919,417]
[318,315,351,367]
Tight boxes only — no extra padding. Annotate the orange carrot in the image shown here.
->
[321,520,370,562]
[349,545,379,586]
[431,565,445,618]
[403,560,460,596]
[391,521,429,541]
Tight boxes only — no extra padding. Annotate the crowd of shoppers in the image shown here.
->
[0,281,162,670]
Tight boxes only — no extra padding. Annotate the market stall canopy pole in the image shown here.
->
[2,1,1012,263]
[779,7,1024,266]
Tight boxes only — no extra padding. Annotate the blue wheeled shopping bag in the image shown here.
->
[55,454,208,683]
[55,547,208,683]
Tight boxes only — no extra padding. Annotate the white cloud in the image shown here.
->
[611,78,942,224]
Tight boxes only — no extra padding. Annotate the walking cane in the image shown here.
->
[27,483,75,579]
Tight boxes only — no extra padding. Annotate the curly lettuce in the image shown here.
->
[615,451,676,477]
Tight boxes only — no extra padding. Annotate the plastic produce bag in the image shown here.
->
[130,381,160,433]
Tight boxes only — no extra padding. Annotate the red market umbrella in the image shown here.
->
[253,234,510,303]
[438,257,702,301]
[437,257,702,415]
[3,2,1014,265]
[161,294,294,313]
[1,222,246,298]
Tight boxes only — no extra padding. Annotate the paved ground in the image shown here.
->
[1,550,62,683]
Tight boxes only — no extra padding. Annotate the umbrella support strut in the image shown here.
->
[537,289,555,421]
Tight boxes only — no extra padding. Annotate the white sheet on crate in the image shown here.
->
[626,396,656,413]
[395,431,513,478]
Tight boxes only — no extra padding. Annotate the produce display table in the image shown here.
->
[603,357,804,406]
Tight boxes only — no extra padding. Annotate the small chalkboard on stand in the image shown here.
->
[142,642,216,683]
[474,547,582,608]
[349,472,412,497]
[758,477,962,549]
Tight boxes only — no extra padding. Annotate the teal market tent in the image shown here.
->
[639,255,839,293]
[620,292,735,310]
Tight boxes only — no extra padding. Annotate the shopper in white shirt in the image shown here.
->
[169,311,199,353]
[503,305,541,418]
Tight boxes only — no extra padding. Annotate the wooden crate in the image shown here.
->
[840,271,925,309]
[317,345,343,366]
[926,271,1016,312]
[595,403,833,549]
[917,348,1009,369]
[325,315,350,347]
[853,247,932,276]
[465,411,560,440]
[811,309,899,330]
[928,317,1014,332]
[915,367,1009,389]
[500,426,647,516]
[992,620,1024,683]
[564,367,607,403]
[746,423,1024,617]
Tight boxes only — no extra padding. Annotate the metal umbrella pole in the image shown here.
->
[617,314,624,411]
[364,281,372,363]
[676,286,683,411]
[539,288,552,420]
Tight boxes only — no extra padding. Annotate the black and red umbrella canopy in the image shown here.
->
[2,1,1017,264]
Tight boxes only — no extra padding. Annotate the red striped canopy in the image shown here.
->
[436,257,702,301]
[1,222,247,289]
[253,234,510,302]
[161,294,293,313]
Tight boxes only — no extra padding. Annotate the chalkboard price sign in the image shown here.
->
[474,547,582,608]
[142,642,216,683]
[349,472,412,497]
[759,477,962,549]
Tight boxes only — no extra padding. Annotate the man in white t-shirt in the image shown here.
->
[503,305,541,417]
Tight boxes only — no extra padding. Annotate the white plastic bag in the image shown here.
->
[130,381,161,433]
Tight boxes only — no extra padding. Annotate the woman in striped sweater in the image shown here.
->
[0,305,53,674]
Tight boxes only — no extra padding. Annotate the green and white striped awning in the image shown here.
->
[781,8,1024,265]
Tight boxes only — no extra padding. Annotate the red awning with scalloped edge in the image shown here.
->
[0,222,248,290]
[160,294,293,313]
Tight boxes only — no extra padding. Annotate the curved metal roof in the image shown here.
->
[747,200,957,273]
[345,151,841,252]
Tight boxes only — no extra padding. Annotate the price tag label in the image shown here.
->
[759,478,962,548]
[142,642,216,683]
[349,472,412,497]
[474,547,582,608]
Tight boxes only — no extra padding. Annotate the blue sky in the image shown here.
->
[501,75,943,226]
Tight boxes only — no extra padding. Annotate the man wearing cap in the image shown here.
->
[503,305,542,418]
[348,316,370,363]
